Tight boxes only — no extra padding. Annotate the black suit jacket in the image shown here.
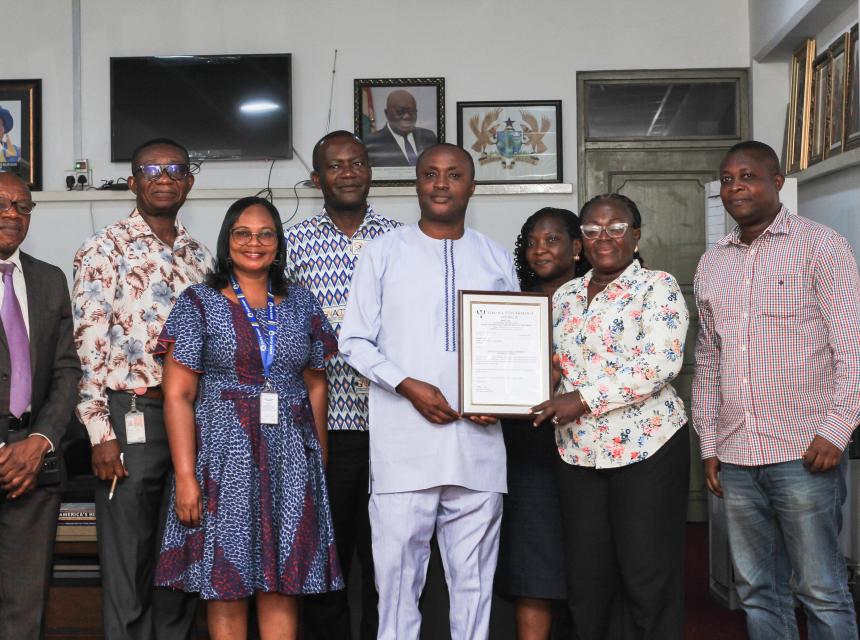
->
[0,252,81,447]
[365,126,439,168]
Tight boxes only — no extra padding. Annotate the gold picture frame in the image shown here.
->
[808,52,830,166]
[787,38,816,173]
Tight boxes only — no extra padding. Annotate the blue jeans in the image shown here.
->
[721,457,857,640]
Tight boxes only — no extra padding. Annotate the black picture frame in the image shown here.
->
[353,77,445,184]
[456,100,563,184]
[0,79,42,191]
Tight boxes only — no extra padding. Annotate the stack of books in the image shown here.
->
[56,502,97,543]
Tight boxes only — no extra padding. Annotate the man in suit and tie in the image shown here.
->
[0,172,81,639]
[365,90,438,168]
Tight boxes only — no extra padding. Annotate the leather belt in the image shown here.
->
[5,412,31,432]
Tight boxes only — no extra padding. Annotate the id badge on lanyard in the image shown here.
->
[125,394,146,444]
[260,381,279,424]
[231,276,279,425]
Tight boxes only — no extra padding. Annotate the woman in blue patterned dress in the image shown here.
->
[154,196,343,639]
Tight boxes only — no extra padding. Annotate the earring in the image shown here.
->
[226,257,233,267]
[573,255,580,262]
[635,245,639,252]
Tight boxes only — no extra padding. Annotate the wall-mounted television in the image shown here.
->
[110,54,292,162]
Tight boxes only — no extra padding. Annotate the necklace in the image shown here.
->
[589,276,615,287]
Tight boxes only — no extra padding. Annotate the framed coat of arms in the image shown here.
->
[457,100,562,184]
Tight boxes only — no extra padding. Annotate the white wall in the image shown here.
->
[5,0,750,279]
[749,0,817,59]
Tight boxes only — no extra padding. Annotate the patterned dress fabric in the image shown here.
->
[153,283,343,599]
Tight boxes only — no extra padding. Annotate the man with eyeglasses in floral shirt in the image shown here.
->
[72,138,213,640]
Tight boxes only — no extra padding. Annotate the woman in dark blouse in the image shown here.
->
[495,207,588,640]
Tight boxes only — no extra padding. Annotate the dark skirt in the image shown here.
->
[495,418,567,601]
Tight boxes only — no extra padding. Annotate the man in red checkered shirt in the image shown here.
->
[693,140,860,640]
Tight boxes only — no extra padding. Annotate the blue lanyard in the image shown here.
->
[230,276,277,381]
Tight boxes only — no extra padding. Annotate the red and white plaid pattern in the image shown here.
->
[692,206,860,466]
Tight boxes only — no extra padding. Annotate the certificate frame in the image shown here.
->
[458,290,552,418]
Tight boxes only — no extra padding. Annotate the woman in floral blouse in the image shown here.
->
[532,193,690,640]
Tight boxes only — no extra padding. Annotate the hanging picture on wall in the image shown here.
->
[808,52,830,166]
[353,77,445,184]
[846,25,860,151]
[0,79,41,190]
[456,100,563,184]
[787,38,815,173]
[827,32,849,156]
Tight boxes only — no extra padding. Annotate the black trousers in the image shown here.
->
[303,430,377,640]
[95,392,198,640]
[0,430,61,640]
[555,424,690,640]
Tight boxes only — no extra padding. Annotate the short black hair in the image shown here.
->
[723,140,783,176]
[416,143,475,181]
[311,130,366,172]
[130,138,191,175]
[206,196,289,297]
[580,193,644,266]
[514,207,590,292]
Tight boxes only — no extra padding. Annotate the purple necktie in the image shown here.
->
[0,264,31,417]
[403,136,418,166]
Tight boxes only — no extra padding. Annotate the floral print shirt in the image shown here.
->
[553,260,688,468]
[72,209,213,445]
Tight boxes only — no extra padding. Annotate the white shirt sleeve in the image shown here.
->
[338,243,408,394]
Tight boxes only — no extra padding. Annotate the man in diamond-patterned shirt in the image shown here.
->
[693,140,860,639]
[285,131,400,640]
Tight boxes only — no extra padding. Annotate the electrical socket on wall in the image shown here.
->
[65,159,92,189]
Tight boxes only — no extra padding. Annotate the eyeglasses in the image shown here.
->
[230,228,278,246]
[134,164,192,181]
[581,222,630,240]
[389,107,417,117]
[0,197,36,216]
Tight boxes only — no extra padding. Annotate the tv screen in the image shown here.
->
[111,54,292,162]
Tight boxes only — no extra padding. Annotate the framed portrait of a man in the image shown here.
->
[354,77,444,183]
[0,79,41,190]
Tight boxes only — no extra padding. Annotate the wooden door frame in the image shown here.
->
[577,68,750,207]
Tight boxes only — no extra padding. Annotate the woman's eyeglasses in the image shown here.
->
[581,222,629,240]
[230,228,278,246]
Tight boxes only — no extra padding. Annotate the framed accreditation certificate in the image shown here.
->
[458,290,552,417]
